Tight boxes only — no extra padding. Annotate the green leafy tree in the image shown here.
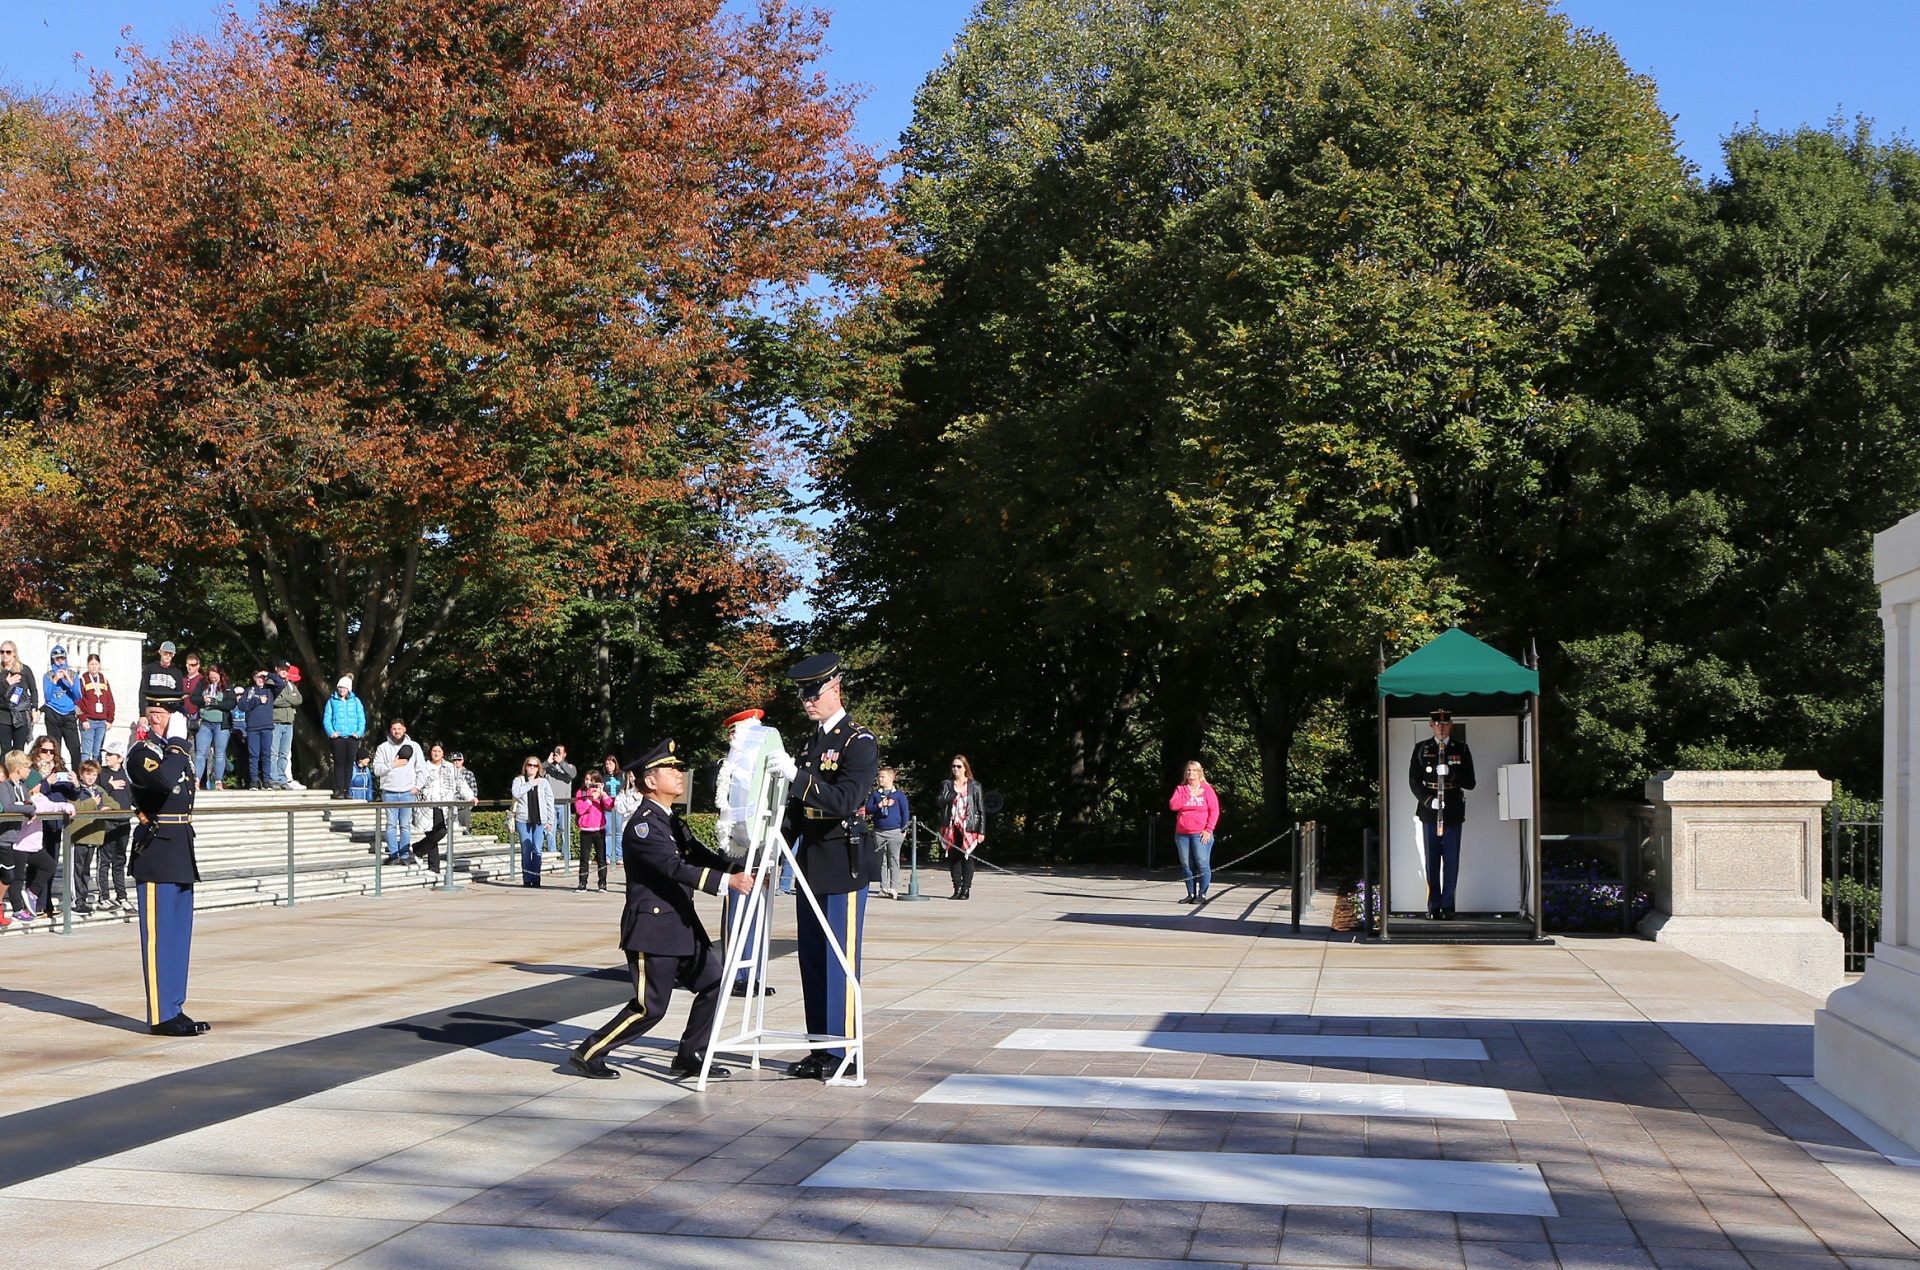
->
[1545,122,1920,796]
[825,0,1682,834]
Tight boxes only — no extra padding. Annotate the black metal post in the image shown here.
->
[1290,823,1302,932]
[60,818,74,936]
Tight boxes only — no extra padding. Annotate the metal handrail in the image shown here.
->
[1,797,512,936]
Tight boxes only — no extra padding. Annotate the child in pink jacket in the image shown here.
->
[1168,760,1220,903]
[573,772,615,892]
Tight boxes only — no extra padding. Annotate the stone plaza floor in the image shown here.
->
[2,865,1918,1268]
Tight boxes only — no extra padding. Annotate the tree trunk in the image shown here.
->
[1157,645,1212,799]
[1245,634,1300,836]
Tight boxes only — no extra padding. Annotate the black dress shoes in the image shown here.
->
[730,981,775,998]
[788,1053,828,1080]
[568,1052,620,1080]
[670,1053,730,1080]
[151,1014,211,1037]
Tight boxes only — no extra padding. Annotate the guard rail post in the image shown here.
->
[442,805,462,892]
[375,806,385,898]
[60,816,74,936]
[1290,823,1303,932]
[902,818,929,902]
[286,810,297,907]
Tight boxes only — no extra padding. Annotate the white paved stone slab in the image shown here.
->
[919,1072,1514,1120]
[806,1141,1558,1216]
[997,1027,1489,1061]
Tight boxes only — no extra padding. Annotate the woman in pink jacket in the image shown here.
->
[1168,760,1220,904]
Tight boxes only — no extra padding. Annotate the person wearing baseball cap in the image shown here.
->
[138,641,186,713]
[41,644,84,771]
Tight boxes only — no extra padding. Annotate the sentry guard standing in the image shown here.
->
[127,701,209,1035]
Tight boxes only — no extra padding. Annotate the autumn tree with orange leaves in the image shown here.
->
[0,0,896,759]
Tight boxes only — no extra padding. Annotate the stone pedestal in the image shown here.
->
[0,618,147,753]
[1637,769,1843,998]
[1818,509,1920,1149]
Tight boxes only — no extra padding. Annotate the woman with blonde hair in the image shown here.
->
[1168,759,1220,903]
[937,755,985,900]
[511,755,556,888]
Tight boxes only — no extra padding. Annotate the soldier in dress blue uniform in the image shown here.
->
[1409,708,1477,921]
[127,702,210,1036]
[781,652,879,1081]
[568,739,755,1081]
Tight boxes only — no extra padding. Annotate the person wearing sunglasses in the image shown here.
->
[938,756,986,900]
[777,652,879,1081]
[0,642,39,755]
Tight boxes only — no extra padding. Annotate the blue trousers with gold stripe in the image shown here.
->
[137,882,195,1026]
[796,887,866,1060]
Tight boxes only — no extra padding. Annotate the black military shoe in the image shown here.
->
[150,1014,209,1037]
[670,1053,730,1080]
[567,1052,620,1080]
[788,1053,828,1080]
[730,981,775,998]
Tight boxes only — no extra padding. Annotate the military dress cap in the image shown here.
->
[1429,708,1454,723]
[787,652,843,700]
[625,738,689,774]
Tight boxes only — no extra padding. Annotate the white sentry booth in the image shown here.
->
[1374,628,1545,942]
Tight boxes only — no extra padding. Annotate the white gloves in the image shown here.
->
[166,710,189,741]
[767,750,797,781]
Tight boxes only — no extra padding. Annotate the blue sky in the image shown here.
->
[7,0,1915,619]
[5,1,1918,175]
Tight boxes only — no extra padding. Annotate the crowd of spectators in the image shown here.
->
[0,638,668,908]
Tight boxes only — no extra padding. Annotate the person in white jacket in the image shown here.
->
[371,719,422,865]
[412,743,467,876]
[511,756,557,888]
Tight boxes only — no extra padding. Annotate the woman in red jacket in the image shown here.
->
[1168,760,1220,904]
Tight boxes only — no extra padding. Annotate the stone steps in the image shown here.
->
[1,790,528,936]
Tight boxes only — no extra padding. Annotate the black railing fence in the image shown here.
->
[1826,809,1882,974]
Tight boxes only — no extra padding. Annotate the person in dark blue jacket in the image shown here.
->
[235,671,278,790]
[861,767,910,898]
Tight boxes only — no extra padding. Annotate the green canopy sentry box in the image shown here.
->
[1374,629,1547,944]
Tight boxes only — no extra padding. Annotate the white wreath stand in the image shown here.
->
[697,727,865,1091]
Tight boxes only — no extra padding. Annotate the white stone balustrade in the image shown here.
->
[0,617,147,753]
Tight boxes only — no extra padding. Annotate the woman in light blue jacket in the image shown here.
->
[324,676,368,800]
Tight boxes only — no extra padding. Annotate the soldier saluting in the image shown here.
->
[127,701,209,1035]
[1409,708,1476,921]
